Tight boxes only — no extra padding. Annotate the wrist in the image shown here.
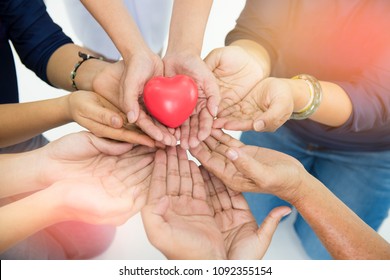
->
[283,171,316,207]
[72,53,107,91]
[165,42,202,57]
[284,78,312,112]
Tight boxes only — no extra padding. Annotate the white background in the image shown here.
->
[12,0,390,260]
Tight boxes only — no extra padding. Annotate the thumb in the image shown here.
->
[225,147,267,191]
[253,99,292,132]
[87,133,133,155]
[256,206,292,253]
[121,73,141,124]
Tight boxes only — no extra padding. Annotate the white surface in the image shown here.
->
[13,0,389,260]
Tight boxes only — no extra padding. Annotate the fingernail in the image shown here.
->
[213,106,218,117]
[127,111,136,123]
[283,209,292,217]
[111,116,121,128]
[254,120,265,131]
[226,148,238,161]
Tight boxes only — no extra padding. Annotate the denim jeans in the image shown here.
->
[241,126,390,259]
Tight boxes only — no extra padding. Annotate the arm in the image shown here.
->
[80,0,163,121]
[190,129,390,259]
[292,175,390,260]
[209,40,353,131]
[0,188,60,253]
[0,91,156,148]
[141,145,287,260]
[0,96,70,148]
[162,0,219,149]
[0,131,156,198]
[166,0,213,57]
[0,166,155,254]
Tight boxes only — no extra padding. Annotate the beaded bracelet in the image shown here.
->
[70,51,103,90]
[290,74,323,120]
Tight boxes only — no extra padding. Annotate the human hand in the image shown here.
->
[38,131,156,195]
[214,77,294,132]
[190,129,307,202]
[141,146,227,260]
[92,60,177,146]
[204,45,265,114]
[163,50,220,149]
[48,165,152,226]
[201,168,291,259]
[68,90,155,147]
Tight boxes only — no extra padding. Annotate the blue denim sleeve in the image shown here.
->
[0,0,73,85]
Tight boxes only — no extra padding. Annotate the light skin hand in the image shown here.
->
[201,167,291,259]
[92,60,177,146]
[50,163,153,226]
[215,77,294,132]
[163,51,220,149]
[189,129,306,202]
[204,45,266,116]
[37,132,156,193]
[68,90,155,147]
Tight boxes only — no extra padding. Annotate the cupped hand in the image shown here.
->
[39,132,156,194]
[214,77,294,132]
[50,170,150,226]
[163,50,220,149]
[189,129,306,201]
[92,58,176,146]
[204,45,265,114]
[141,146,226,260]
[201,168,291,259]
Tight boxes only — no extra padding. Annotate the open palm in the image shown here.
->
[201,167,288,259]
[141,146,226,260]
[39,132,156,192]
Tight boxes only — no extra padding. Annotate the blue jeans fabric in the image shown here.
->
[240,126,390,259]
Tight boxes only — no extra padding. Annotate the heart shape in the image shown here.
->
[143,75,198,128]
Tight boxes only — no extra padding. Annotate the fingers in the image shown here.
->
[203,72,221,118]
[120,67,143,123]
[166,146,180,196]
[256,206,292,253]
[188,114,200,148]
[178,147,192,196]
[196,107,214,142]
[201,167,222,214]
[147,149,168,204]
[87,132,133,155]
[190,161,207,201]
[136,110,177,146]
[225,147,265,192]
[253,100,291,132]
[179,119,190,150]
[208,172,233,211]
[83,98,125,129]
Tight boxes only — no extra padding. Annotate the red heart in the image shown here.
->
[143,75,198,128]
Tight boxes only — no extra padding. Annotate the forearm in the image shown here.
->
[80,0,149,59]
[166,0,213,55]
[291,175,390,259]
[0,188,61,253]
[230,39,271,78]
[284,78,353,127]
[46,44,110,91]
[0,96,71,148]
[0,149,47,198]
